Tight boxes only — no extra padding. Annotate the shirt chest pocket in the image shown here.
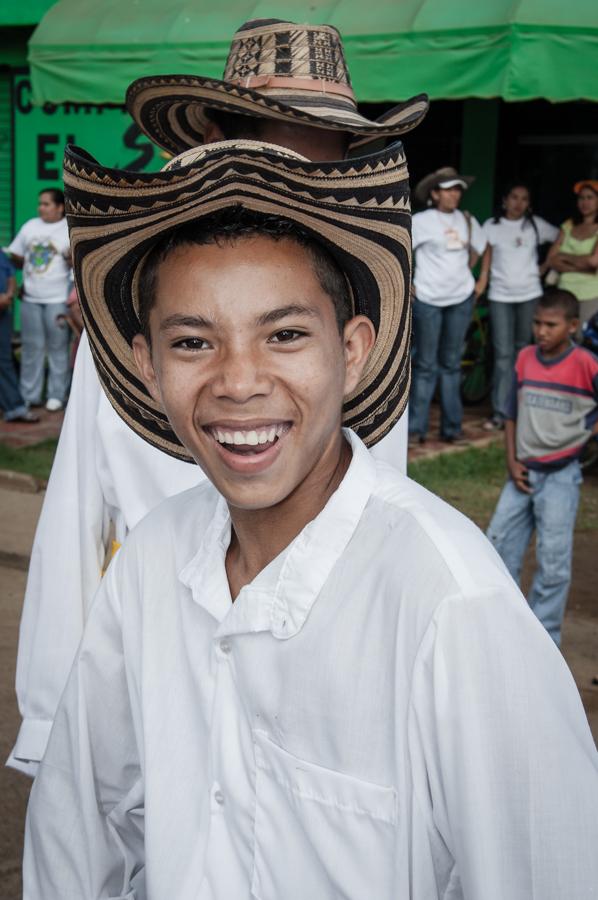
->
[251,730,397,900]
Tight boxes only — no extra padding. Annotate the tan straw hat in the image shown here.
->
[63,139,413,461]
[127,18,429,156]
[414,166,475,205]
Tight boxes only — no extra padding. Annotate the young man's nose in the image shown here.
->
[212,346,272,401]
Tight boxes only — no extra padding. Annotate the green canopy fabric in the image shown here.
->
[29,0,598,106]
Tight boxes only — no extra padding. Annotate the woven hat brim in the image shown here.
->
[63,140,412,463]
[126,75,429,156]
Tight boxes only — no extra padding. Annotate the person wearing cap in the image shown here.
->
[408,167,486,445]
[8,19,428,777]
[545,180,598,333]
[23,138,598,900]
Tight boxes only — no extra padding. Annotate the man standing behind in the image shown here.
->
[8,188,71,412]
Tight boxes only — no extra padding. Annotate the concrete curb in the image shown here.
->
[0,468,44,494]
[408,433,503,465]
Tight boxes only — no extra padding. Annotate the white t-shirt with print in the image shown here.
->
[8,217,70,304]
[483,216,559,303]
[412,208,486,307]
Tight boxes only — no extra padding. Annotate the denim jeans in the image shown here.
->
[20,300,69,404]
[0,308,28,420]
[486,460,582,646]
[489,299,536,420]
[409,294,474,439]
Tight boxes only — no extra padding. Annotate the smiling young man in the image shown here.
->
[131,217,374,596]
[9,20,430,778]
[23,142,598,899]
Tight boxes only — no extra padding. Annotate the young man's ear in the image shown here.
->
[569,318,580,337]
[132,333,161,403]
[342,315,376,397]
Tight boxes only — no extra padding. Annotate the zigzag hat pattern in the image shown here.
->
[64,138,412,460]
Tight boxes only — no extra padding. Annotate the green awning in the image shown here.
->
[29,0,598,106]
[0,0,56,27]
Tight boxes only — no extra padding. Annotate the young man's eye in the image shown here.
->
[171,337,210,351]
[269,329,306,344]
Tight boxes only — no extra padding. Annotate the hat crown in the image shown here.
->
[434,167,459,180]
[223,19,353,93]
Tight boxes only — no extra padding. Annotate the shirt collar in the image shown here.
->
[535,342,576,367]
[178,429,377,640]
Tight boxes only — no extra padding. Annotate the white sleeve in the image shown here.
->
[411,213,426,251]
[536,217,560,245]
[23,552,145,900]
[470,216,487,255]
[8,332,107,774]
[8,224,27,258]
[409,589,598,899]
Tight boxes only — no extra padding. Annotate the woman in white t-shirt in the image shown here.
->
[478,183,558,430]
[409,167,486,445]
[8,189,72,411]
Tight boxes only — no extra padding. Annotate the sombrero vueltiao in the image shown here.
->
[63,139,412,462]
[126,18,429,156]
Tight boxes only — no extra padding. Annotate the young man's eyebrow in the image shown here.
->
[255,305,321,327]
[159,314,213,332]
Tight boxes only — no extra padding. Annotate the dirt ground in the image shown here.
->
[0,536,597,899]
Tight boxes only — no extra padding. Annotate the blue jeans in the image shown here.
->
[0,308,28,420]
[487,460,582,646]
[409,294,474,439]
[489,299,536,420]
[20,300,69,404]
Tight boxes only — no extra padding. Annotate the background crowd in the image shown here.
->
[408,171,598,445]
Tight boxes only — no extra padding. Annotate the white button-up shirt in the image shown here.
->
[9,335,407,774]
[24,432,598,899]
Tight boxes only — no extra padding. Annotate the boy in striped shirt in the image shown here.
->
[487,289,598,645]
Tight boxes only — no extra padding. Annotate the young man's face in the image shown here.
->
[133,236,374,511]
[533,307,577,357]
[38,192,64,223]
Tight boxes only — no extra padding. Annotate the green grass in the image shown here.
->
[409,443,598,532]
[0,439,58,482]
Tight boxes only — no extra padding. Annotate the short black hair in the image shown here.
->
[537,289,580,321]
[39,188,64,206]
[137,206,352,341]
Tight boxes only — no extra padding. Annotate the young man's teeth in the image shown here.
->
[213,425,287,446]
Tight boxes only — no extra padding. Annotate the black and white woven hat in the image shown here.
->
[127,18,429,156]
[63,139,412,461]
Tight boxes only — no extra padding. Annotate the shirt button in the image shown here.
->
[219,639,232,655]
[214,789,225,806]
